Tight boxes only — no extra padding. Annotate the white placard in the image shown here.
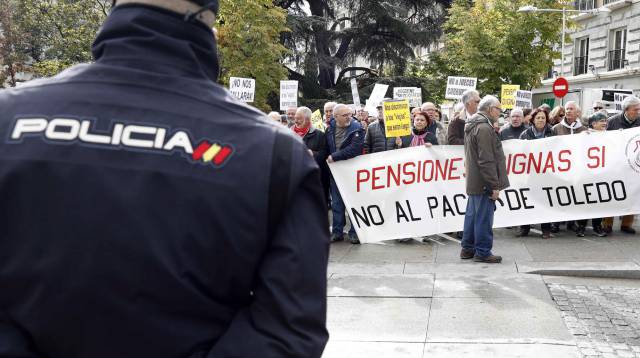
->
[364,84,389,114]
[229,77,255,102]
[280,80,299,111]
[350,79,361,110]
[614,93,631,112]
[515,90,533,109]
[445,76,477,100]
[329,128,640,243]
[393,87,423,108]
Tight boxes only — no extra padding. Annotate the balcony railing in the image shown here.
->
[608,49,626,71]
[574,56,589,75]
[575,0,595,10]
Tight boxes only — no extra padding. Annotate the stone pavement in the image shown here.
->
[322,220,640,358]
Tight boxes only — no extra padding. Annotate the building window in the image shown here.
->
[574,37,590,75]
[574,0,595,10]
[608,28,627,71]
[603,0,620,4]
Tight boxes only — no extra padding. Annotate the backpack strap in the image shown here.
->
[267,129,294,239]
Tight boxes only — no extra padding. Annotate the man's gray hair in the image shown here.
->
[333,103,350,114]
[510,108,524,117]
[454,102,465,113]
[461,89,480,105]
[478,95,500,113]
[565,101,581,112]
[297,106,312,120]
[622,96,640,112]
[324,101,337,110]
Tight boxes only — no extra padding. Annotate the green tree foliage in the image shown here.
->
[217,0,289,112]
[415,0,563,98]
[0,0,29,87]
[277,0,451,90]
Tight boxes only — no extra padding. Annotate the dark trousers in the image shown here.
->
[461,194,495,258]
[576,218,603,228]
[330,177,356,236]
[521,223,552,232]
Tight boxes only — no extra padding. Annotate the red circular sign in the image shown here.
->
[553,77,569,98]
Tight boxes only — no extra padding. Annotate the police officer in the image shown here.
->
[0,1,329,357]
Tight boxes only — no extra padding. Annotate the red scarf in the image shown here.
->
[293,125,310,137]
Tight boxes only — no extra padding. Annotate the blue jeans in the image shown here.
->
[330,177,356,236]
[461,194,495,258]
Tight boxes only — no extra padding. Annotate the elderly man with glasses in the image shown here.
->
[326,104,365,244]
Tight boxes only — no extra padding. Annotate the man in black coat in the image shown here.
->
[499,108,528,141]
[294,107,329,203]
[604,95,640,234]
[0,1,329,357]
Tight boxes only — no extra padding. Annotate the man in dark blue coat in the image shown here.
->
[326,104,365,244]
[0,1,329,357]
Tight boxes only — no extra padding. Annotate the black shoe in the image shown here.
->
[621,226,637,235]
[593,226,607,237]
[550,224,560,233]
[330,233,344,242]
[473,254,502,263]
[349,233,360,245]
[516,228,529,237]
[576,226,586,237]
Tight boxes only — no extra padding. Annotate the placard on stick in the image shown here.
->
[383,100,411,137]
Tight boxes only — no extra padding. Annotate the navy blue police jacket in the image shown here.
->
[0,5,329,358]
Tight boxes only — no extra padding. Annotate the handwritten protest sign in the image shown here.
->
[445,77,477,100]
[280,80,298,111]
[393,87,422,108]
[501,85,520,110]
[229,77,255,102]
[515,90,533,109]
[383,100,411,137]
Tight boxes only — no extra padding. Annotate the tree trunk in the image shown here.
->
[308,0,335,89]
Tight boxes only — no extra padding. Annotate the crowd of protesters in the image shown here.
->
[268,91,640,244]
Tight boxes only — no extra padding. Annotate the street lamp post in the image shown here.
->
[517,5,610,78]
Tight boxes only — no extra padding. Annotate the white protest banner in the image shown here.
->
[280,80,298,111]
[329,128,640,243]
[229,77,255,102]
[515,90,533,109]
[445,76,477,100]
[393,87,423,108]
[615,93,631,112]
[365,84,389,114]
[350,78,361,110]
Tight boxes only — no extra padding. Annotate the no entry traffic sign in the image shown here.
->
[553,77,569,98]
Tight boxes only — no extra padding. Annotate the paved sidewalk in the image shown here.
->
[323,221,640,358]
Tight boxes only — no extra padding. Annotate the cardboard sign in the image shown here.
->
[445,76,477,100]
[350,79,361,110]
[365,84,390,114]
[501,85,520,110]
[515,90,533,109]
[383,100,411,137]
[229,77,255,102]
[280,80,298,111]
[393,87,423,108]
[614,93,631,112]
[311,109,325,132]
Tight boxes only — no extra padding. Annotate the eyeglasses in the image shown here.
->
[593,107,603,110]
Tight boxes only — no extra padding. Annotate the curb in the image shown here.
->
[517,261,640,280]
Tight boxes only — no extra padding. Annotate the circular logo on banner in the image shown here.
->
[625,134,640,174]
